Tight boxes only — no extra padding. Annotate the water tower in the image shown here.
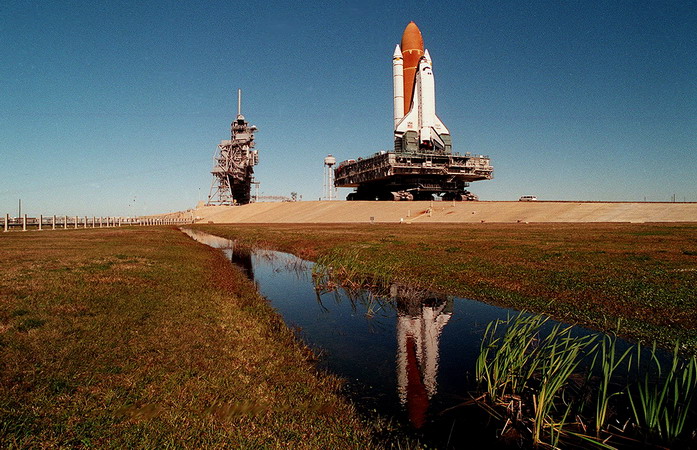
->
[324,155,337,201]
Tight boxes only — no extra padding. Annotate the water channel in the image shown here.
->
[181,228,683,448]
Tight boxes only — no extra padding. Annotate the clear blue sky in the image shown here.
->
[1,0,695,216]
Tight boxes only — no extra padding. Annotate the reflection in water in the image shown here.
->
[183,228,455,428]
[392,286,453,428]
[182,228,255,279]
[226,248,254,280]
[182,229,686,449]
[181,229,520,446]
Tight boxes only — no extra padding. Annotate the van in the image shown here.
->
[519,195,538,201]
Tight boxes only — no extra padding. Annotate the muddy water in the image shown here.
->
[182,229,600,447]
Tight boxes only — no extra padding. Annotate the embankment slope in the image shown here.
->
[192,201,697,224]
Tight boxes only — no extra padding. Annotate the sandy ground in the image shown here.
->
[186,201,697,224]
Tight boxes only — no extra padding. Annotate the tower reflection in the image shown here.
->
[222,247,254,281]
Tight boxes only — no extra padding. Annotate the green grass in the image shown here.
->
[475,313,547,403]
[0,227,399,448]
[591,333,633,438]
[474,313,697,448]
[629,343,697,443]
[190,222,697,353]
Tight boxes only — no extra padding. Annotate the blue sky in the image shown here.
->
[1,0,695,216]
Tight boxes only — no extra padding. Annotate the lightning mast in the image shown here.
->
[206,89,259,205]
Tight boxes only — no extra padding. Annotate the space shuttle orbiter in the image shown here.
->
[392,22,451,153]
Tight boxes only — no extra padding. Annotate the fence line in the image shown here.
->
[2,214,193,232]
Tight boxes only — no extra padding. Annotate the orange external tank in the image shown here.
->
[400,22,424,114]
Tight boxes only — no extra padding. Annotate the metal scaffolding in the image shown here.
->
[206,89,259,206]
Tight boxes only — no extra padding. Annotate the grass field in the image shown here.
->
[192,222,697,352]
[0,227,393,447]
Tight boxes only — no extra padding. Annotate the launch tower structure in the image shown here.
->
[206,89,259,206]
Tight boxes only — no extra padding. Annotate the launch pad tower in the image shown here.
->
[206,90,259,206]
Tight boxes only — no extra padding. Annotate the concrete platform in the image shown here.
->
[190,201,697,224]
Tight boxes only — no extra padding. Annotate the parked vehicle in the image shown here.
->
[519,195,538,201]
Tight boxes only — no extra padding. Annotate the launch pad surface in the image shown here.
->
[190,201,697,224]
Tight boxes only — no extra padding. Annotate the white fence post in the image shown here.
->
[4,214,8,232]
[23,214,27,231]
[39,215,43,231]
[52,215,56,230]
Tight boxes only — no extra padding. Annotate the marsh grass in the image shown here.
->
[313,249,403,291]
[474,313,598,446]
[193,222,697,353]
[474,313,697,448]
[628,343,697,443]
[590,333,633,437]
[531,324,596,445]
[475,313,548,403]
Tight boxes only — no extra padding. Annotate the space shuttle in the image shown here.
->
[393,22,451,154]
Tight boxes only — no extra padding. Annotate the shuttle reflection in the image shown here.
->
[392,285,453,428]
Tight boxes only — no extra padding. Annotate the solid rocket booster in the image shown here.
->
[393,22,450,151]
[393,45,404,127]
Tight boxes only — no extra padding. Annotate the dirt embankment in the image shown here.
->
[192,201,697,224]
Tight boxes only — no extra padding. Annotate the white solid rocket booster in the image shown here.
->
[393,45,404,127]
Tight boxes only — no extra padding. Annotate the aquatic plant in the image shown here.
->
[475,312,697,448]
[531,324,596,445]
[590,332,633,437]
[628,343,697,443]
[475,312,548,402]
[474,313,598,446]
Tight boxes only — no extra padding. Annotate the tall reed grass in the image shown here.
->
[475,313,548,403]
[475,313,697,448]
[531,324,596,444]
[628,343,697,443]
[589,333,633,437]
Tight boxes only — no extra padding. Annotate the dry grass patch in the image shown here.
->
[0,227,394,448]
